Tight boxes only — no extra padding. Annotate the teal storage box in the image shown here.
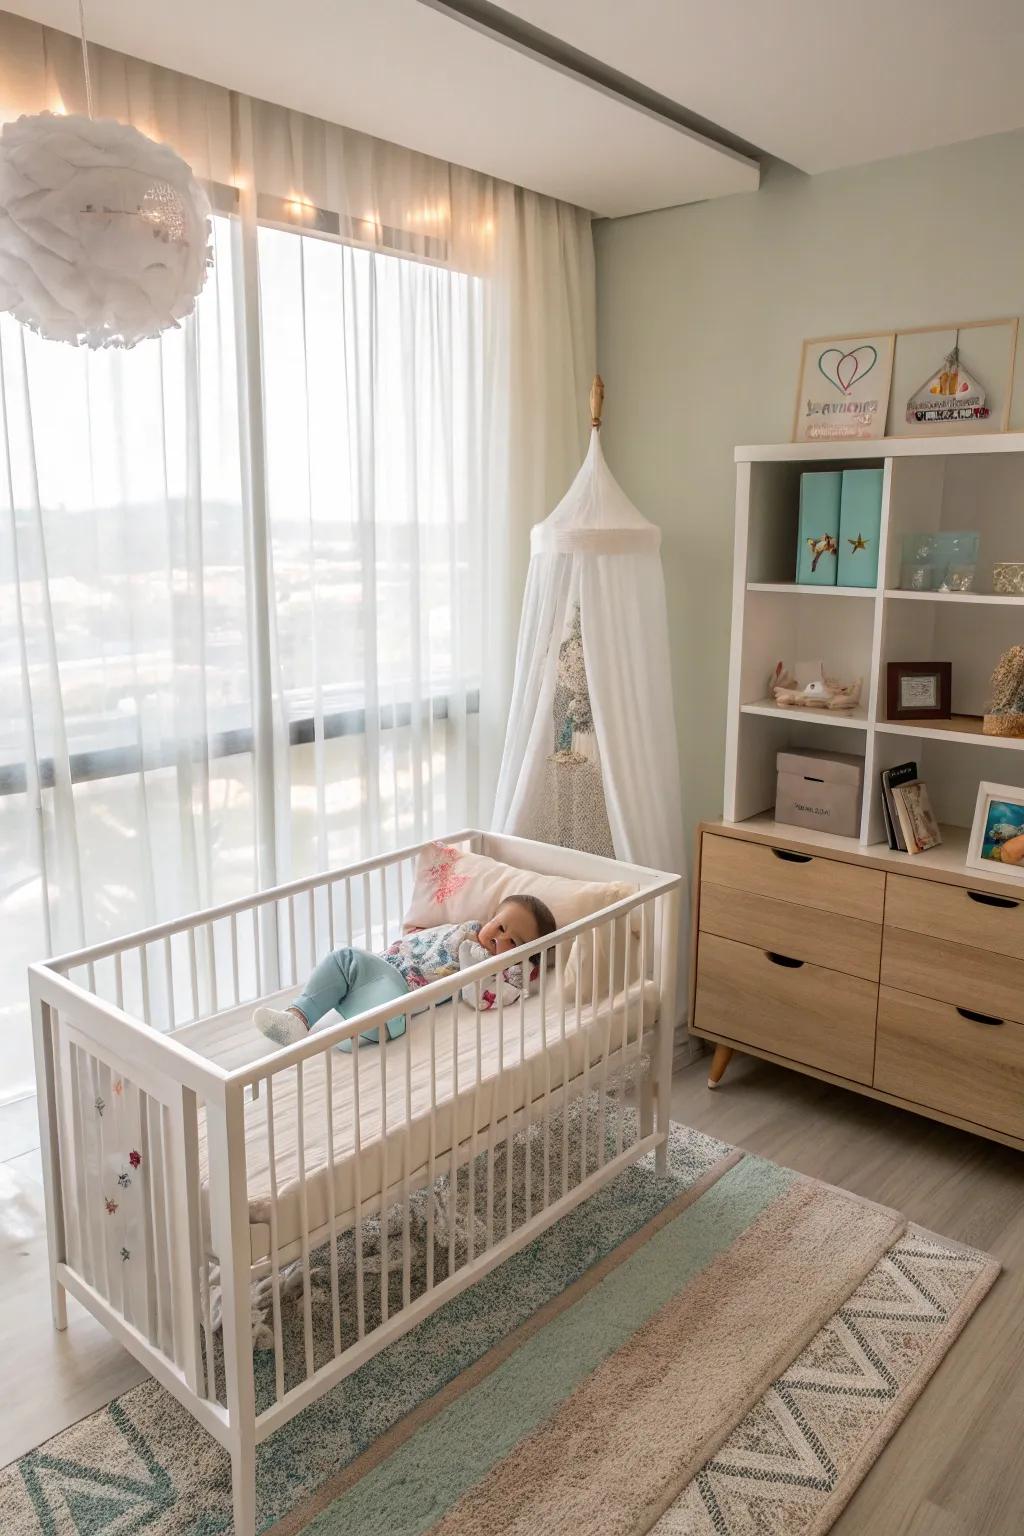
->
[838,468,883,588]
[796,471,841,585]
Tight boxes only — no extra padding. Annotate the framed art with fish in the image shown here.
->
[794,331,895,443]
[967,782,1024,875]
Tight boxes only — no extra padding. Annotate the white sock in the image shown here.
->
[253,1006,308,1047]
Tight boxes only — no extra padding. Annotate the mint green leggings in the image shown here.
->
[294,947,410,1049]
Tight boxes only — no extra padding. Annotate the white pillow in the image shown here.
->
[404,842,640,1003]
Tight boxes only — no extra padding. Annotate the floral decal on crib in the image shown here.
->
[424,843,471,908]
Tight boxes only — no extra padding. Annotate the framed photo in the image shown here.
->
[888,317,1018,438]
[967,782,1024,873]
[794,331,895,443]
[886,661,952,721]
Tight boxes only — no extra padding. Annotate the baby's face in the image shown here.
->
[478,901,540,956]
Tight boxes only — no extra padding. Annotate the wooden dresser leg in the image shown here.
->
[707,1044,734,1089]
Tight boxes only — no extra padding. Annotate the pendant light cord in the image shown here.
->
[78,0,94,118]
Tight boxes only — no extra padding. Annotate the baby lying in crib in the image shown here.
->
[253,893,557,1051]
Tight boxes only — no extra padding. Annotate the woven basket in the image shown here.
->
[983,712,1024,737]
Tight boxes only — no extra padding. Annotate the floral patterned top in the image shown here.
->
[381,921,484,990]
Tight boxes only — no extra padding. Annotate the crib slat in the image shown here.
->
[379,866,389,948]
[520,977,530,1222]
[557,943,569,1199]
[296,1061,315,1379]
[307,888,316,972]
[402,1023,413,1310]
[597,917,616,1169]
[135,1091,160,1353]
[324,1049,342,1360]
[230,912,240,1006]
[426,1000,437,1292]
[205,923,218,1015]
[362,872,372,950]
[167,1087,205,1396]
[67,1042,92,1288]
[574,958,584,1187]
[114,952,124,1011]
[618,910,631,1157]
[448,993,459,1277]
[139,947,152,1028]
[265,1075,286,1403]
[186,931,198,1022]
[345,879,354,947]
[163,937,175,1031]
[144,1091,173,1357]
[327,880,336,951]
[499,982,512,1240]
[378,1022,389,1324]
[351,1032,366,1340]
[467,980,482,1263]
[252,906,262,997]
[288,896,299,989]
[540,944,551,1211]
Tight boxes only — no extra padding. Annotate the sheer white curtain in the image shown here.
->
[0,16,594,1100]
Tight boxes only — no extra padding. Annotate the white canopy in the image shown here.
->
[493,422,687,987]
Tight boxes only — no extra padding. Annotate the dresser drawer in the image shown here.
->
[880,927,1024,1025]
[701,834,884,923]
[699,882,881,981]
[885,872,1024,962]
[876,985,1024,1140]
[693,932,877,1083]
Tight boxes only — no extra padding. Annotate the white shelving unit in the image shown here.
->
[724,432,1024,861]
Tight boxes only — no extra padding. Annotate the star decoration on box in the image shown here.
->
[848,533,868,552]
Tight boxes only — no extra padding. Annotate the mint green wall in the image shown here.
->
[594,132,1024,859]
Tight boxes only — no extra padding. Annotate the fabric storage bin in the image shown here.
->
[837,468,883,587]
[775,748,864,838]
[795,471,841,585]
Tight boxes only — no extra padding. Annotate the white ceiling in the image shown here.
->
[4,1,1024,212]
[0,0,758,217]
[503,0,1024,175]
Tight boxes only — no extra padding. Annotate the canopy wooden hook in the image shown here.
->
[589,374,605,430]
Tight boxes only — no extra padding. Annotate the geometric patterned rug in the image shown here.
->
[0,1115,998,1535]
[656,1229,998,1534]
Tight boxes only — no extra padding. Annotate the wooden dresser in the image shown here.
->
[690,819,1024,1151]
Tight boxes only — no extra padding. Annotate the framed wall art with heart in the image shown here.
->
[794,331,895,443]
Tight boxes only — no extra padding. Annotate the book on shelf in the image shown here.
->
[891,780,942,855]
[880,761,917,851]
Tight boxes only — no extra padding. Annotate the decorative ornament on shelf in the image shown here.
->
[768,660,862,711]
[905,343,989,426]
[0,4,211,348]
[983,646,1024,738]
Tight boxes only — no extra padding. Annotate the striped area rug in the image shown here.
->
[0,1115,998,1534]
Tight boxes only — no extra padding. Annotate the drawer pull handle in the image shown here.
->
[955,1006,1004,1027]
[771,848,812,864]
[967,890,1020,910]
[766,951,805,968]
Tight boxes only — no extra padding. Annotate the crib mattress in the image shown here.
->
[196,981,659,1265]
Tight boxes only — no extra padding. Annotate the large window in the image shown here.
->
[0,213,485,1098]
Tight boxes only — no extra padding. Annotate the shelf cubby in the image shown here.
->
[726,433,1024,857]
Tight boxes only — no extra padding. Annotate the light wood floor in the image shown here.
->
[2,1057,1022,1532]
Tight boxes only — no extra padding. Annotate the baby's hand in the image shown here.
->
[458,940,524,1010]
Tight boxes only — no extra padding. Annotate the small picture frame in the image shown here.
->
[794,331,895,443]
[886,661,952,721]
[967,782,1024,874]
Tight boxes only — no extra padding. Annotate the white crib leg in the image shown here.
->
[654,889,680,1176]
[208,1086,258,1536]
[30,985,68,1330]
[230,1432,257,1536]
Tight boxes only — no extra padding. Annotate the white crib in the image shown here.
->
[30,830,681,1534]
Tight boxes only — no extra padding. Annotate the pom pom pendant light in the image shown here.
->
[0,3,211,348]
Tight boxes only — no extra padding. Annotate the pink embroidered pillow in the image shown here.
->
[404,841,639,1003]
